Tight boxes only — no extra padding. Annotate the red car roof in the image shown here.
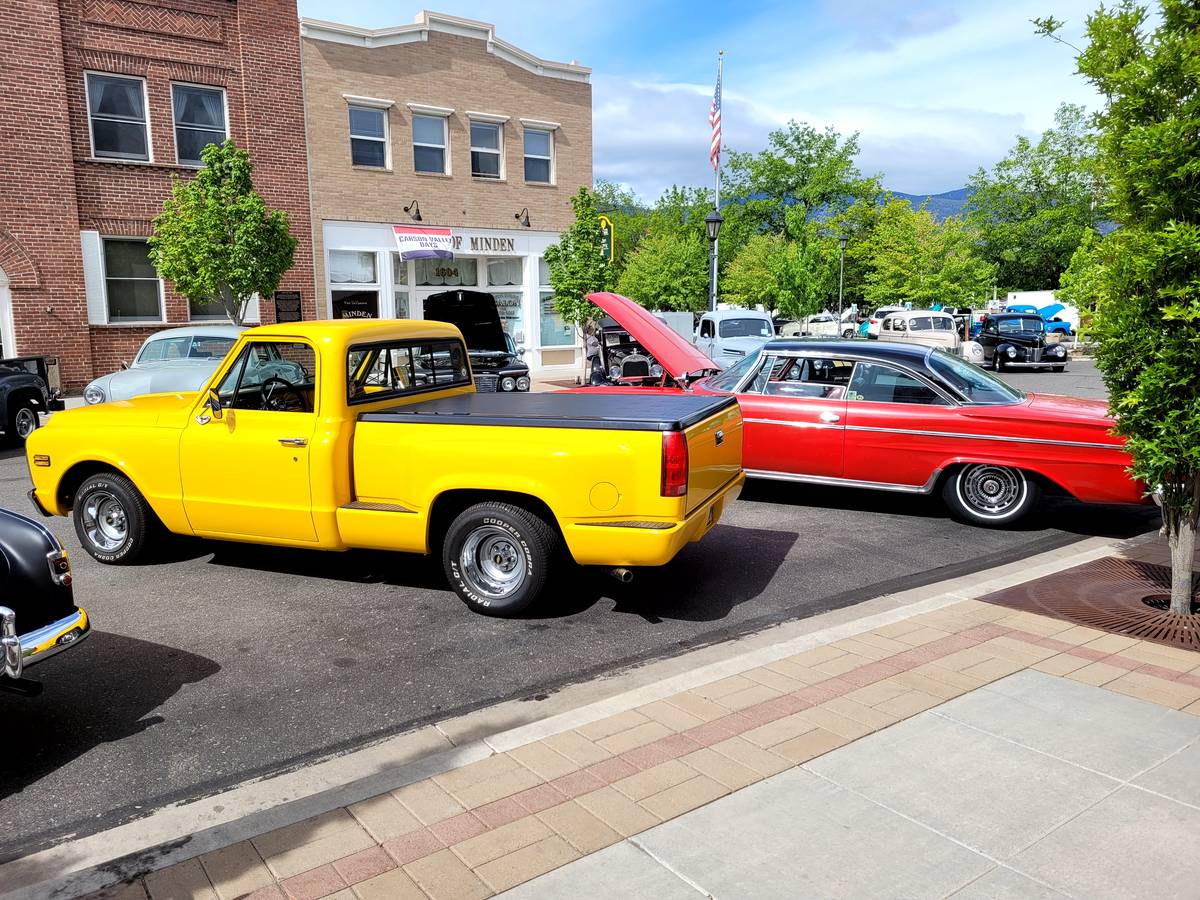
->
[587,292,717,380]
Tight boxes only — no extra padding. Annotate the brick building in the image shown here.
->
[0,0,315,388]
[301,11,593,376]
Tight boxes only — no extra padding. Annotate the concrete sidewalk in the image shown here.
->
[10,533,1200,900]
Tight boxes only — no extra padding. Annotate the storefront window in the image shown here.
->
[415,257,477,286]
[486,258,522,287]
[492,292,524,340]
[392,254,410,318]
[537,259,570,346]
[329,250,378,319]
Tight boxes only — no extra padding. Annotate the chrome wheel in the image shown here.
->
[14,407,36,439]
[459,525,527,600]
[81,490,129,552]
[957,465,1027,520]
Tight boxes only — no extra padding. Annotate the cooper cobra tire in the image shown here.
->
[442,501,558,617]
[4,401,38,446]
[942,465,1041,527]
[73,472,153,564]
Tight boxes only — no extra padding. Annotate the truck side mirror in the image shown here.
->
[197,389,224,424]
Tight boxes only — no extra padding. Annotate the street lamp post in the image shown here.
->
[837,233,848,332]
[705,208,724,312]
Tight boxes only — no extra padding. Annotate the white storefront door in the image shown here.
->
[0,269,15,358]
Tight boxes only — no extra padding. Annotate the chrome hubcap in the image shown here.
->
[14,407,35,439]
[960,465,1025,518]
[460,525,526,599]
[82,491,128,552]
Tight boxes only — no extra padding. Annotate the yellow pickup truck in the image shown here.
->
[26,320,743,615]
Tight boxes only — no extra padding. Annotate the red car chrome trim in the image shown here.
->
[841,424,1124,451]
[744,417,841,429]
[746,468,943,494]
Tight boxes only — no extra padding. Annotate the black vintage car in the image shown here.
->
[977,313,1069,372]
[587,316,667,386]
[0,357,63,445]
[424,290,530,392]
[1,507,89,695]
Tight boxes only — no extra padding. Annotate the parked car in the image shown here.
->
[780,310,858,339]
[577,292,1145,527]
[865,305,907,338]
[424,290,530,392]
[977,313,1069,372]
[0,358,61,445]
[1,507,90,695]
[587,316,666,386]
[694,309,775,368]
[27,319,744,616]
[878,310,986,366]
[82,325,297,405]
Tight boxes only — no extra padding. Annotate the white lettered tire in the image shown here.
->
[72,472,154,563]
[942,464,1041,526]
[442,501,558,616]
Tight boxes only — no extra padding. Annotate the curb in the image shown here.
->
[1,531,1157,900]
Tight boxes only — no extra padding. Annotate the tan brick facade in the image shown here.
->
[301,13,592,373]
[0,0,315,388]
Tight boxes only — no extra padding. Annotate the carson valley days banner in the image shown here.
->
[392,225,454,260]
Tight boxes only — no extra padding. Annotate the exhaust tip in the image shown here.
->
[610,567,634,584]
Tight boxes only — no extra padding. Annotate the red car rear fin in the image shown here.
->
[587,292,718,381]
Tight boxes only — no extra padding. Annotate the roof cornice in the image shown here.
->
[300,10,591,84]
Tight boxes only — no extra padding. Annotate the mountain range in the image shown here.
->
[889,187,972,220]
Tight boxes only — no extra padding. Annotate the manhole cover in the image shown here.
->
[980,557,1200,651]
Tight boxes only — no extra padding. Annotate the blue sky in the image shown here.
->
[296,1,1102,202]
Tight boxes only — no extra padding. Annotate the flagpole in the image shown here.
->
[712,50,723,312]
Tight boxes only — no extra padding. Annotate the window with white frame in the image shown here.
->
[524,129,552,183]
[103,238,162,322]
[86,73,149,161]
[470,121,502,179]
[538,258,571,345]
[173,83,227,166]
[328,250,379,319]
[412,115,447,174]
[349,106,388,168]
[392,254,410,318]
[415,257,477,287]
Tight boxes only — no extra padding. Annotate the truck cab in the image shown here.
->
[694,310,775,369]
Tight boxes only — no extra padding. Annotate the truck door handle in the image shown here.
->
[819,412,841,423]
[278,437,308,447]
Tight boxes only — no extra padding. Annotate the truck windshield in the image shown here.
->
[928,350,1024,404]
[719,318,773,338]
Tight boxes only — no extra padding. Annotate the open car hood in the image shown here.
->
[587,292,717,381]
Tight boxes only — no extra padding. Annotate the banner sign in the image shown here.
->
[393,225,454,260]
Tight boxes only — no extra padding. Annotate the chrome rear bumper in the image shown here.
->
[0,606,90,679]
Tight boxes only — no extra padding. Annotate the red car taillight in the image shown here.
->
[47,549,72,587]
[661,431,689,498]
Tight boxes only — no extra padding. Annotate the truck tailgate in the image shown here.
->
[684,400,743,515]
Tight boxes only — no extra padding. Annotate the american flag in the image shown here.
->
[708,68,722,172]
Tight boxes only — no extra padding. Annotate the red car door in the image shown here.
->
[738,355,851,479]
[841,359,961,489]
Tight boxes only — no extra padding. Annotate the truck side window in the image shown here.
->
[215,341,315,412]
[700,319,714,339]
[347,339,470,404]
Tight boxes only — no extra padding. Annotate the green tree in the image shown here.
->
[859,200,995,309]
[149,140,297,325]
[722,232,829,320]
[615,230,708,313]
[966,104,1103,292]
[1039,1,1200,613]
[592,178,648,274]
[543,187,614,353]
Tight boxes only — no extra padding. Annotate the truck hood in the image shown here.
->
[45,391,197,431]
[715,336,771,357]
[587,292,717,380]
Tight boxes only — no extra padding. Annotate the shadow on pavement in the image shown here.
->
[739,479,1159,539]
[0,632,220,803]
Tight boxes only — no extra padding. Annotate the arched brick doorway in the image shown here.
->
[0,265,15,359]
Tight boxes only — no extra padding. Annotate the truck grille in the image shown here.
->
[475,374,498,393]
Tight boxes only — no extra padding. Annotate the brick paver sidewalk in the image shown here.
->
[97,539,1200,900]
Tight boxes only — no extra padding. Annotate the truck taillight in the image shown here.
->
[661,431,688,498]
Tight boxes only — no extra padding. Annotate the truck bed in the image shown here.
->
[359,392,737,432]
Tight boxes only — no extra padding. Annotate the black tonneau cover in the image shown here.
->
[359,392,737,432]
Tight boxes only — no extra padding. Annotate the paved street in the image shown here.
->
[0,361,1156,862]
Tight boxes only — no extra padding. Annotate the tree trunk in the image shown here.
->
[1168,516,1196,616]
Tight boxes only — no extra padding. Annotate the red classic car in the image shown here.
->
[576,292,1146,526]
